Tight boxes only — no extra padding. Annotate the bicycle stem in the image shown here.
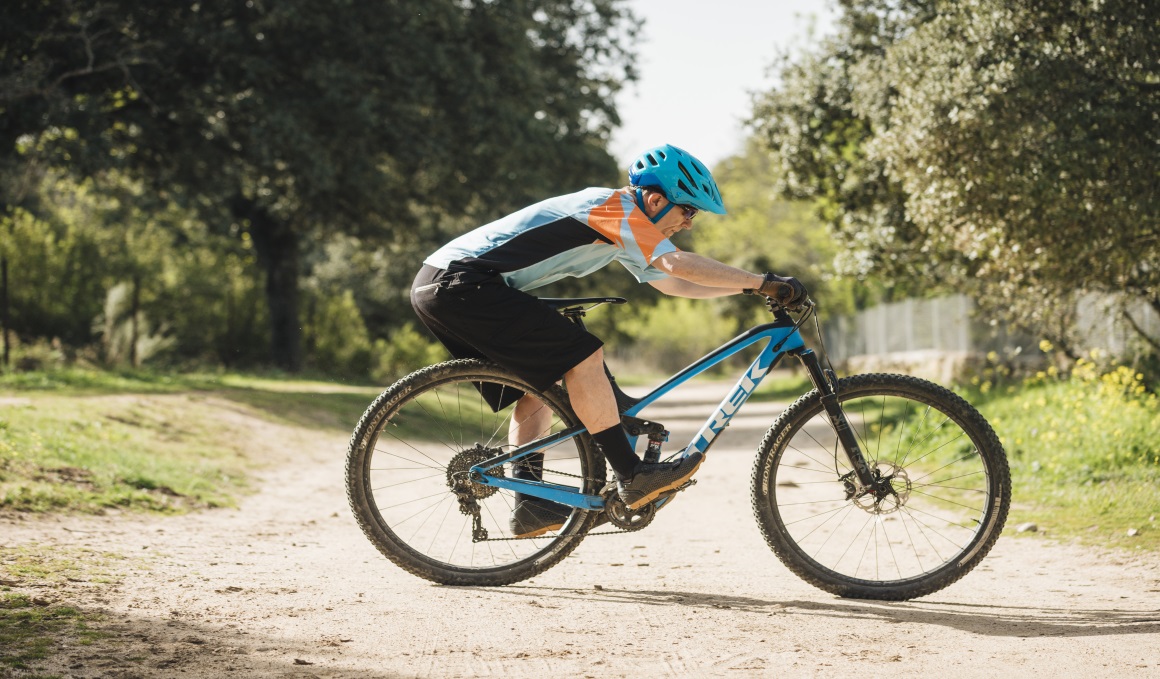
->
[793,347,878,488]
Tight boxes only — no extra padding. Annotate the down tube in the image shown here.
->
[686,336,800,455]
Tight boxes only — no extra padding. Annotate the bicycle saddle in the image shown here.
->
[539,297,627,310]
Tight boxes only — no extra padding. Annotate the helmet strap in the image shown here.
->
[635,188,676,225]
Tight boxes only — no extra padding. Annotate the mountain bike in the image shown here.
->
[346,295,1010,600]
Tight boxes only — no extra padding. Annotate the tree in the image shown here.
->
[753,0,1160,351]
[3,0,638,369]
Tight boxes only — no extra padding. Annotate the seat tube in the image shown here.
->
[794,349,877,487]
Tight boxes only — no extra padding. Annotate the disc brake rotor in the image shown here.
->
[852,464,911,515]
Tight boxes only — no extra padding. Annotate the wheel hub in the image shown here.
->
[446,444,505,500]
[850,464,911,515]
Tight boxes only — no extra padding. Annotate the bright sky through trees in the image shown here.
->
[612,0,836,167]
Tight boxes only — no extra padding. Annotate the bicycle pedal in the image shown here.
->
[653,479,696,506]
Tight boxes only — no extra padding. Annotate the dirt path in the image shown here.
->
[4,383,1159,677]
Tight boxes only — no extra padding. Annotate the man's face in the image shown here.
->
[650,194,695,238]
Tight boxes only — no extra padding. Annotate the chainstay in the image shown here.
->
[479,528,631,542]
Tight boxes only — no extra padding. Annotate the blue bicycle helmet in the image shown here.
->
[628,144,726,215]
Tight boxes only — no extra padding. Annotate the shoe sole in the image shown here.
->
[625,457,703,511]
[511,521,565,539]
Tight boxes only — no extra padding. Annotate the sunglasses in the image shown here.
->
[678,204,698,220]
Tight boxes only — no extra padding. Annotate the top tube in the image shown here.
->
[622,319,805,417]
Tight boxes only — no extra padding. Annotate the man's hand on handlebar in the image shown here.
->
[745,273,809,308]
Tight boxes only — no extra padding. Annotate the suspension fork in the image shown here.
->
[792,348,877,488]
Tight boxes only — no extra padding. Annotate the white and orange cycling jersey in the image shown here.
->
[424,187,678,291]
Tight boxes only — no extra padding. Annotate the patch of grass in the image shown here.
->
[0,546,123,676]
[966,358,1160,551]
[0,367,391,514]
[0,367,220,395]
[0,394,252,513]
[1,545,124,586]
[0,593,106,674]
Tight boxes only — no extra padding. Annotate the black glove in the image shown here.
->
[753,273,808,307]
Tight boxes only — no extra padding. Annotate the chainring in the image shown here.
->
[604,494,656,532]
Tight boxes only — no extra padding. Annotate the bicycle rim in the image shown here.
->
[348,361,602,584]
[754,374,1009,599]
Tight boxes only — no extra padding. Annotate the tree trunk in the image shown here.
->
[2,256,8,368]
[234,198,302,371]
[129,273,140,368]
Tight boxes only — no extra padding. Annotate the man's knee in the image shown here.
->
[566,347,605,379]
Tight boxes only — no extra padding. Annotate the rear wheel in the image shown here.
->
[346,360,605,586]
[751,373,1010,600]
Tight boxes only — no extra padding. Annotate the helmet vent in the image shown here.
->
[677,162,696,185]
[647,153,660,167]
[676,179,693,196]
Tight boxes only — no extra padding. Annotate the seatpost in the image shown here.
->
[793,348,877,488]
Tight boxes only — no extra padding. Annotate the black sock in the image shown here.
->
[591,426,640,479]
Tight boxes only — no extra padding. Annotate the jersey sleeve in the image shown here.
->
[583,190,680,282]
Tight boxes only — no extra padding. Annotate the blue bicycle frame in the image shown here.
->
[467,316,811,511]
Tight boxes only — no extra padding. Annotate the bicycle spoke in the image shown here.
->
[909,488,986,514]
[761,376,1007,597]
[347,365,613,580]
[372,472,447,492]
[377,431,452,471]
[788,438,844,476]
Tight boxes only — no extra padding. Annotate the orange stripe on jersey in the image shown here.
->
[626,209,671,264]
[584,189,680,265]
[585,192,626,248]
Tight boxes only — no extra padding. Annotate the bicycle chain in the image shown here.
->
[481,465,624,542]
[480,528,632,542]
[475,467,671,542]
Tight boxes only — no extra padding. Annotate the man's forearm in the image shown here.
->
[652,251,764,292]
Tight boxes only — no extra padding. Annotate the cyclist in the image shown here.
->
[411,144,807,537]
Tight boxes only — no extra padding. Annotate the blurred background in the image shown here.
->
[2,0,1157,382]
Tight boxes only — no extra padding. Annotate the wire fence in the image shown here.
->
[822,294,1159,365]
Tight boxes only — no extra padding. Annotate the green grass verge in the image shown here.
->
[0,393,251,512]
[966,360,1160,551]
[0,367,382,514]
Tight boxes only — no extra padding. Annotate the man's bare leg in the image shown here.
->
[563,348,641,478]
[565,347,702,507]
[561,348,621,433]
[510,394,553,448]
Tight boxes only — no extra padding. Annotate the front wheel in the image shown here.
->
[346,360,605,586]
[751,373,1010,600]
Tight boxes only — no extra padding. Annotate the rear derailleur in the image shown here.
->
[456,495,488,542]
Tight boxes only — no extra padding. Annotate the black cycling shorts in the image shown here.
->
[410,264,604,411]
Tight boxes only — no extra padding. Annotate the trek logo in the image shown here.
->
[691,358,772,453]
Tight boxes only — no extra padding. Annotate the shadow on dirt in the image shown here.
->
[6,603,408,678]
[495,585,1160,639]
